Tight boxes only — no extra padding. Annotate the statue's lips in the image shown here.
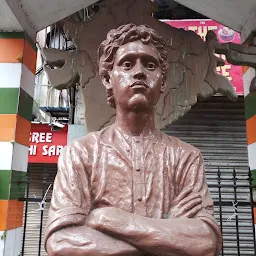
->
[130,82,149,89]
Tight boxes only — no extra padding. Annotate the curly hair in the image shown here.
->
[98,24,169,108]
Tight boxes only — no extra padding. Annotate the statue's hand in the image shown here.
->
[168,193,203,219]
[86,208,146,256]
[87,207,119,230]
[86,208,106,230]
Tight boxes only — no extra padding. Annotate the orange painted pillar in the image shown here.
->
[0,32,36,255]
[242,66,256,235]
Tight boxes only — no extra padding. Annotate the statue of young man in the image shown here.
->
[45,24,222,256]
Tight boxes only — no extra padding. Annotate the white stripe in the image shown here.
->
[12,143,28,172]
[4,229,15,256]
[248,142,256,170]
[0,142,28,172]
[243,67,256,97]
[0,142,13,170]
[3,227,23,256]
[0,232,4,256]
[0,63,22,88]
[20,64,35,97]
[14,227,23,256]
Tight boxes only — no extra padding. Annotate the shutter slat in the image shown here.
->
[164,96,255,254]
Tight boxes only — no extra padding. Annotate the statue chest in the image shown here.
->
[87,143,175,218]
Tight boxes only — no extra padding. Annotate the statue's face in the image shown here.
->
[105,40,162,112]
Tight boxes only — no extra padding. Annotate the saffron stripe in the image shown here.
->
[242,66,249,75]
[0,114,31,146]
[247,115,256,145]
[23,40,37,74]
[0,39,24,63]
[0,200,8,230]
[0,115,16,142]
[0,200,24,231]
[15,115,31,146]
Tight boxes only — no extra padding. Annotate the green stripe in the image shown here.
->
[0,170,26,200]
[0,32,25,39]
[0,88,33,121]
[0,88,19,114]
[245,93,256,120]
[10,170,26,200]
[18,88,33,121]
[252,169,256,188]
[0,170,11,199]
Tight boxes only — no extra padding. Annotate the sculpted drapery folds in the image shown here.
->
[45,24,222,256]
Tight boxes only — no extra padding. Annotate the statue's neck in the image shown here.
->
[115,107,155,137]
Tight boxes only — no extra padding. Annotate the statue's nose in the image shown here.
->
[133,62,146,80]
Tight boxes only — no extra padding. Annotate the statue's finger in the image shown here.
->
[181,198,202,213]
[176,193,201,208]
[185,204,203,218]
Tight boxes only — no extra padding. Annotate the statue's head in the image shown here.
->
[98,24,168,111]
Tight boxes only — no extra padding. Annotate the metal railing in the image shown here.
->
[208,167,256,255]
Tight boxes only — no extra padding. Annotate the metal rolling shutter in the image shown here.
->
[163,96,255,255]
[21,164,57,256]
[163,96,248,169]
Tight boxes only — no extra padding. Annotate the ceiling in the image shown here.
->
[1,0,256,41]
[0,1,23,31]
[1,0,100,39]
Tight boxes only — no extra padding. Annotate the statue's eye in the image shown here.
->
[122,61,132,69]
[147,62,156,70]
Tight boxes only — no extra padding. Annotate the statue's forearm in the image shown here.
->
[46,224,143,256]
[88,209,217,256]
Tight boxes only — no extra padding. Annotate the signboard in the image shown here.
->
[28,123,68,163]
[162,19,244,95]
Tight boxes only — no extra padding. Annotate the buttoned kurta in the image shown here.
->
[45,124,222,255]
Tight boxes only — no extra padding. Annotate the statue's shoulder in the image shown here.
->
[160,131,200,154]
[67,125,112,151]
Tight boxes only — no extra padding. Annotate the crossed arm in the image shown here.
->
[85,195,219,256]
[46,224,143,256]
[46,191,219,256]
[45,144,221,256]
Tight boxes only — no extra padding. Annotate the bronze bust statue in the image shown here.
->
[45,24,222,256]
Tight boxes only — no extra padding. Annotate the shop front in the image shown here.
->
[21,123,67,256]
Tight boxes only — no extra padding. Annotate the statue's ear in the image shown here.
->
[160,81,166,93]
[102,74,112,89]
